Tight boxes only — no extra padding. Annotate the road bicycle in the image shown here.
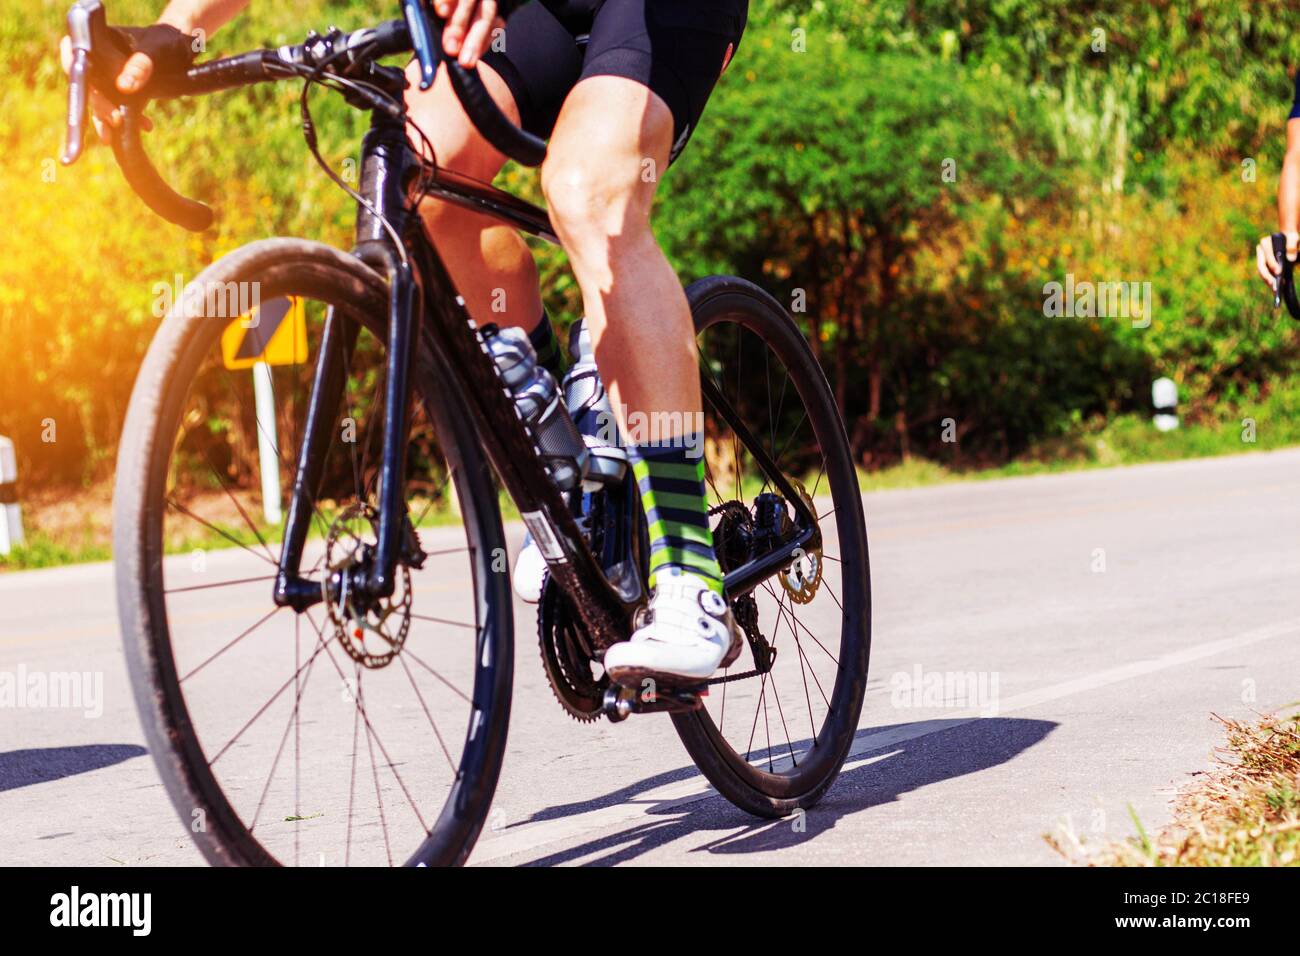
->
[62,0,872,865]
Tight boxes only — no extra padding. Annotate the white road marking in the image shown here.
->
[469,618,1299,865]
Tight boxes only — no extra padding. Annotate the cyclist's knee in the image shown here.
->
[541,154,653,257]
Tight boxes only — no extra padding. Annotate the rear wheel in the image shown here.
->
[671,276,871,818]
[114,239,512,866]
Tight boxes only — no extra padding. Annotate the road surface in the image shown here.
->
[2,449,1297,866]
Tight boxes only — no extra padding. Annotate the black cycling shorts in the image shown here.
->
[482,0,749,162]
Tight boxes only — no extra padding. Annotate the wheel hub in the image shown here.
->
[323,502,412,669]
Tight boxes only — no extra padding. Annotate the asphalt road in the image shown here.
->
[2,449,1297,866]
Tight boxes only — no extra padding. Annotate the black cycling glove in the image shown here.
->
[116,24,199,78]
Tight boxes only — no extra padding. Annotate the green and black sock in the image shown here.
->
[527,311,567,381]
[631,435,725,595]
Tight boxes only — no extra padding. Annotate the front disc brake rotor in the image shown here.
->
[324,502,412,669]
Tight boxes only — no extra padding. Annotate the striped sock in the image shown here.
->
[631,436,725,596]
[527,311,567,380]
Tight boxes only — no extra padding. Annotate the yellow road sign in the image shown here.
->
[221,297,308,370]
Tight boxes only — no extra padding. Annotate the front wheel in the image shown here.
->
[114,239,513,866]
[671,276,872,818]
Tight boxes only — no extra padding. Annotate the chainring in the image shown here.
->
[538,574,608,721]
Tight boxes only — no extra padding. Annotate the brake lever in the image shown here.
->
[61,0,136,166]
[61,0,100,165]
[1271,232,1300,320]
[402,0,440,90]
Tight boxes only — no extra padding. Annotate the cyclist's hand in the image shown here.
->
[59,23,196,145]
[60,34,155,144]
[1256,231,1299,291]
[434,1,507,68]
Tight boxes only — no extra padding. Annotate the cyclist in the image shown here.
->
[66,0,749,686]
[1255,72,1300,290]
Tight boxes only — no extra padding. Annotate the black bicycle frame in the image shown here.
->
[271,104,819,649]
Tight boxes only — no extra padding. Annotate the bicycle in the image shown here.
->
[62,0,872,865]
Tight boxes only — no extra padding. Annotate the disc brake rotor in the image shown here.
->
[777,479,823,605]
[324,502,412,669]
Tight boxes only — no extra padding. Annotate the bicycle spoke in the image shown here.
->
[247,619,319,843]
[400,645,473,704]
[359,677,394,867]
[302,610,432,837]
[166,497,278,568]
[166,573,278,595]
[409,611,476,629]
[208,627,334,766]
[397,655,456,775]
[179,606,282,684]
[199,447,278,563]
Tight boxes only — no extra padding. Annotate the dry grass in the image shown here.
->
[1049,710,1300,866]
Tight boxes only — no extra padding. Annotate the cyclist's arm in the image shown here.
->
[1279,120,1300,243]
[1255,77,1300,288]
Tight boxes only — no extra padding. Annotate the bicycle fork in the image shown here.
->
[274,113,421,613]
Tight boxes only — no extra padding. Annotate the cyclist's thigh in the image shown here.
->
[405,59,521,179]
[477,1,586,142]
[580,0,748,164]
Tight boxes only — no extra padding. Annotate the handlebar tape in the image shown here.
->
[110,105,214,231]
[445,59,547,167]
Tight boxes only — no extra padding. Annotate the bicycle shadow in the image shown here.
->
[512,716,1056,866]
[0,744,147,793]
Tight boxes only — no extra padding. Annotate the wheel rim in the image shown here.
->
[135,276,500,866]
[686,291,870,798]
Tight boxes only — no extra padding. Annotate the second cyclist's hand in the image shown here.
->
[1256,231,1299,291]
[434,0,506,68]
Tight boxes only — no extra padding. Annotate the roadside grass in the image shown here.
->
[0,534,113,571]
[858,378,1300,493]
[1048,710,1300,866]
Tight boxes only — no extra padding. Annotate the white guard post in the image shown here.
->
[252,361,283,526]
[1152,377,1179,432]
[0,435,24,555]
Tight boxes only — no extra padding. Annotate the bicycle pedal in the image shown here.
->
[601,683,706,722]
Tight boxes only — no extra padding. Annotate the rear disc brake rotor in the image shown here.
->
[777,479,822,605]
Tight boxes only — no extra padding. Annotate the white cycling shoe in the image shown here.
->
[513,533,548,604]
[603,568,743,686]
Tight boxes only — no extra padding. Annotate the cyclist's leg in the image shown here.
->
[404,1,583,345]
[405,60,540,330]
[542,1,749,680]
[543,80,737,680]
[541,78,696,455]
